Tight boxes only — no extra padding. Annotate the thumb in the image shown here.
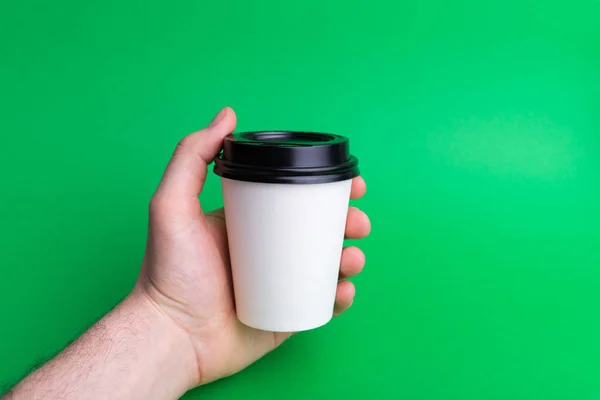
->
[154,107,236,203]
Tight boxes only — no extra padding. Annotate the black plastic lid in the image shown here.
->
[213,131,359,184]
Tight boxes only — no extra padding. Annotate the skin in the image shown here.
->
[6,107,371,399]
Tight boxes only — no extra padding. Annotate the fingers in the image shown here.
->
[209,205,372,241]
[350,176,366,200]
[207,208,367,279]
[203,208,229,262]
[333,280,356,316]
[207,206,364,319]
[205,208,225,222]
[155,107,236,202]
[339,246,365,279]
[345,206,371,239]
[336,246,365,316]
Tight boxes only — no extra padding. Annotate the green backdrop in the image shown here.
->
[1,1,600,399]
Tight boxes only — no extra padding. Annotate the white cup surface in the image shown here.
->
[222,178,352,332]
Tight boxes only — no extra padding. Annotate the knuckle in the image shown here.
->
[174,132,201,154]
[178,134,193,148]
[149,193,169,217]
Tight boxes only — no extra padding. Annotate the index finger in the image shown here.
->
[350,176,366,200]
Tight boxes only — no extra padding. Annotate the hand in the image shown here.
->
[136,107,371,387]
[7,107,370,400]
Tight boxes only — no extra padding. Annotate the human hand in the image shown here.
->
[135,107,371,387]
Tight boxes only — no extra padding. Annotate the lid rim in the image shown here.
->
[216,169,360,184]
[212,131,359,184]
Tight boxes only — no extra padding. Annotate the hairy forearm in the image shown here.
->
[8,290,198,400]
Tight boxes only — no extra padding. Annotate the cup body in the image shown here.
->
[222,177,352,332]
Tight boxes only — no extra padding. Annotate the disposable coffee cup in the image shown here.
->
[213,131,359,332]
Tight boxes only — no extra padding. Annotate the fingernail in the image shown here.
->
[208,108,228,128]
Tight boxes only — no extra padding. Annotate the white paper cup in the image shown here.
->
[214,131,360,332]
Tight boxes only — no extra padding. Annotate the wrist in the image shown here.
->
[124,288,200,395]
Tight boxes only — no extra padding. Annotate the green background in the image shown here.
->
[1,1,600,399]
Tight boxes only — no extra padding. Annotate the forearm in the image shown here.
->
[8,290,198,400]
